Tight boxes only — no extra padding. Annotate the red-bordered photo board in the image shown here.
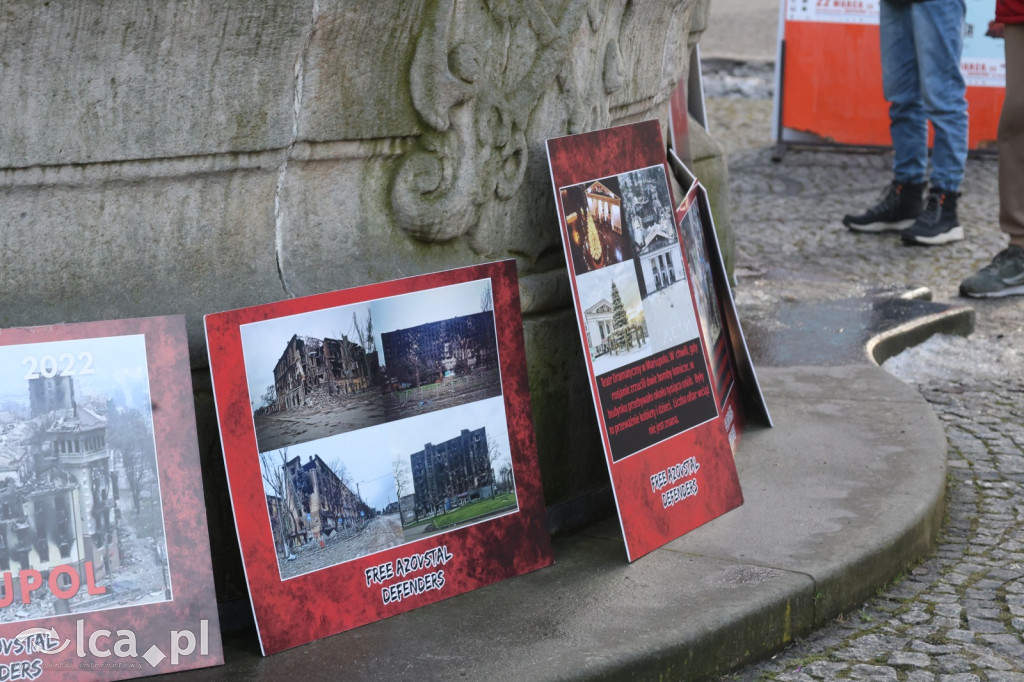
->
[546,120,743,561]
[205,260,552,654]
[669,151,772,452]
[0,316,223,680]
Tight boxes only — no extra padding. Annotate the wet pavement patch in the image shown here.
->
[743,289,974,367]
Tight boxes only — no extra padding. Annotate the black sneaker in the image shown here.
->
[843,181,925,232]
[900,188,964,245]
[959,245,1024,298]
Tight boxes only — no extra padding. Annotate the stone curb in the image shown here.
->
[867,306,976,366]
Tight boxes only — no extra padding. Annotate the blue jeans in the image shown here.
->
[879,0,968,192]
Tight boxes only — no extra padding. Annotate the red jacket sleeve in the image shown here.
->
[997,0,1024,24]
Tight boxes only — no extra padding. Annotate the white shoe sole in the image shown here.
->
[903,226,964,245]
[962,283,1024,298]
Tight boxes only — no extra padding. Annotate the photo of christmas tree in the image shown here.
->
[574,261,649,376]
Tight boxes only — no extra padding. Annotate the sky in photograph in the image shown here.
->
[260,420,396,510]
[575,260,643,320]
[240,302,372,410]
[370,278,494,354]
[0,334,151,410]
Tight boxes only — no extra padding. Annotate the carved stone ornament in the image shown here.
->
[391,0,697,245]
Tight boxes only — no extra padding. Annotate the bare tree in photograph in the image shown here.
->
[260,447,293,559]
[352,311,374,383]
[449,330,473,375]
[393,459,415,522]
[405,340,425,388]
[106,403,156,515]
[328,329,356,393]
[448,315,479,376]
[485,435,507,494]
[322,456,354,490]
[480,283,493,312]
[259,384,276,413]
[499,464,514,494]
[365,309,375,354]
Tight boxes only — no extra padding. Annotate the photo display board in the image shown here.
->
[776,0,1005,150]
[0,316,223,680]
[546,120,743,561]
[670,151,772,453]
[205,260,552,654]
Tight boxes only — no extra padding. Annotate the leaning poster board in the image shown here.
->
[774,0,1005,151]
[0,316,223,680]
[546,120,744,561]
[205,260,552,654]
[669,150,772,453]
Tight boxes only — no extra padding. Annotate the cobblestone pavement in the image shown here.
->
[707,85,1024,679]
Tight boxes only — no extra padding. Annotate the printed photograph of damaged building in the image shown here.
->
[242,301,384,454]
[260,427,400,580]
[393,398,516,542]
[0,335,170,624]
[379,309,501,421]
[247,280,515,579]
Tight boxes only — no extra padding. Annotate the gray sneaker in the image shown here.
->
[959,245,1024,298]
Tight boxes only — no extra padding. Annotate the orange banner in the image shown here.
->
[779,21,1004,150]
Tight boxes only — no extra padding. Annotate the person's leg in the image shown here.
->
[844,2,927,232]
[1000,24,1024,250]
[913,0,968,192]
[881,0,928,185]
[959,24,1024,296]
[900,0,967,244]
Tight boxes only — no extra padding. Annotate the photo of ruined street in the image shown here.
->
[263,394,519,581]
[261,425,403,580]
[253,388,385,453]
[279,512,404,580]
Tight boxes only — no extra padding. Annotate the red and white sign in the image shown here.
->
[546,121,744,561]
[785,0,880,25]
[0,316,223,680]
[205,260,552,654]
